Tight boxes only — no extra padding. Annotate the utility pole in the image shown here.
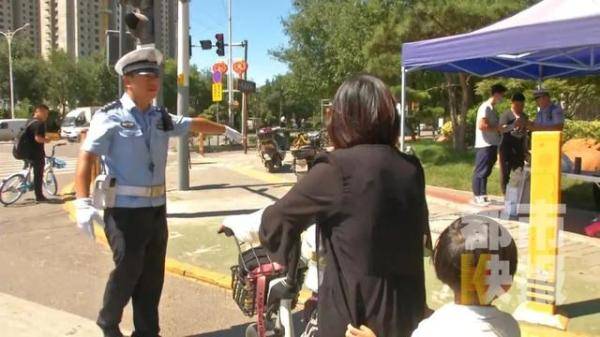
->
[118,4,126,96]
[242,40,248,153]
[0,23,29,119]
[177,0,190,190]
[227,0,234,126]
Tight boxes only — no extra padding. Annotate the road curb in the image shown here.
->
[60,183,235,291]
[60,182,312,303]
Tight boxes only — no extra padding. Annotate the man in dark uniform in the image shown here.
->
[23,104,51,202]
[73,47,235,337]
[498,92,529,194]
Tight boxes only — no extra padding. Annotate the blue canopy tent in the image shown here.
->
[399,0,600,150]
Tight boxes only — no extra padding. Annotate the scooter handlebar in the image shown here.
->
[217,225,235,237]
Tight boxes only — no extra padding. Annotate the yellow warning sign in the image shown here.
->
[212,83,223,102]
[177,73,185,86]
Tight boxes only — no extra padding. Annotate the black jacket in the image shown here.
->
[260,144,431,337]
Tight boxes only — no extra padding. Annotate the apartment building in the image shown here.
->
[3,0,176,59]
[0,0,40,54]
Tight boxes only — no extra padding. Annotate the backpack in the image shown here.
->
[12,119,35,160]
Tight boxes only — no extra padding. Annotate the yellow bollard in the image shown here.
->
[514,131,568,330]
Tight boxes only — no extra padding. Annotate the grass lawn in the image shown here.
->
[410,139,598,211]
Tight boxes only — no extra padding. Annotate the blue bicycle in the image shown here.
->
[0,143,67,205]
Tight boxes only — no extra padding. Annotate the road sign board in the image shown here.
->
[233,60,248,77]
[212,83,223,102]
[212,62,228,74]
[212,71,222,83]
[237,79,256,93]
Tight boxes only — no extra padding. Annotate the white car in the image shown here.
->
[0,118,28,141]
[60,106,99,142]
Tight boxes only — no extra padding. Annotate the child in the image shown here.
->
[346,216,520,337]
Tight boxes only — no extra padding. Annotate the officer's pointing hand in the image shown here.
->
[74,197,99,240]
[224,126,243,143]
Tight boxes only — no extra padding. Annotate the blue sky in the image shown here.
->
[189,1,293,85]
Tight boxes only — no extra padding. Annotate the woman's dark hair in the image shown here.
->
[433,215,518,294]
[327,74,399,149]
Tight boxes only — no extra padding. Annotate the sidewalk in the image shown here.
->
[0,292,111,337]
[64,150,600,336]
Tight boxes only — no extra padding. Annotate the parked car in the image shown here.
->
[60,106,99,142]
[0,118,28,141]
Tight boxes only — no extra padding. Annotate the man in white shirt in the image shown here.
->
[472,84,507,206]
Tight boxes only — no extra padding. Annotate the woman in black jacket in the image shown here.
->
[259,74,431,337]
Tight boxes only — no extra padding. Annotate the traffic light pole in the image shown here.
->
[228,0,234,126]
[242,40,248,153]
[177,0,190,190]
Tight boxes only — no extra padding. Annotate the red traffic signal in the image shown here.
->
[215,33,225,56]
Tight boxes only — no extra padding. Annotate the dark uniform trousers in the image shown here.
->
[97,206,168,337]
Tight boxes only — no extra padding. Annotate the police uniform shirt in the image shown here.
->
[534,103,564,126]
[82,93,191,208]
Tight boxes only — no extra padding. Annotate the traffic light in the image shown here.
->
[122,0,154,46]
[199,40,212,50]
[215,33,225,56]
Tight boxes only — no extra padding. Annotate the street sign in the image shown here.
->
[237,79,256,93]
[212,62,228,74]
[200,40,212,50]
[212,83,223,102]
[233,60,248,77]
[212,71,222,83]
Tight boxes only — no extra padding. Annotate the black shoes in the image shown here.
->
[101,327,124,337]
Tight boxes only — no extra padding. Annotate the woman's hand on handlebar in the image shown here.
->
[217,225,235,237]
[346,324,376,337]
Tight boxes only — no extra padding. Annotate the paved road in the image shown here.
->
[2,142,599,336]
[0,141,78,179]
[0,142,259,336]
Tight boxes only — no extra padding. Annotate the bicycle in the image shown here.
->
[0,143,67,206]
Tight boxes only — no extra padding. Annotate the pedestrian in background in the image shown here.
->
[23,104,51,202]
[472,84,507,206]
[498,92,528,194]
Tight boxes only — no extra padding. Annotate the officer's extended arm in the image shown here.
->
[75,150,97,198]
[189,117,226,135]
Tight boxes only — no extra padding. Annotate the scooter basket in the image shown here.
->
[230,246,286,317]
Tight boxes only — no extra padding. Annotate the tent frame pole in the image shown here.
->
[400,66,406,152]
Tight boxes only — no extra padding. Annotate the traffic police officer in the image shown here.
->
[525,89,565,131]
[74,47,234,337]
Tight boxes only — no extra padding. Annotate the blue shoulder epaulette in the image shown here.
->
[98,100,123,113]
[157,106,174,131]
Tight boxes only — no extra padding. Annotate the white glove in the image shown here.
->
[221,208,266,244]
[224,126,243,143]
[74,198,99,240]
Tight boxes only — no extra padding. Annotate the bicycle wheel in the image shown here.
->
[0,174,26,206]
[43,169,58,196]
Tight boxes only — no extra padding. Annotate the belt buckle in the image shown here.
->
[150,185,164,197]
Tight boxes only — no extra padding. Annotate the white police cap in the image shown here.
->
[115,47,163,76]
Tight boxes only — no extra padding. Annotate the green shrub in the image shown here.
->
[438,107,477,145]
[563,120,600,142]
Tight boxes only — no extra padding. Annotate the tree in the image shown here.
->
[46,51,79,117]
[163,59,213,116]
[273,0,395,101]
